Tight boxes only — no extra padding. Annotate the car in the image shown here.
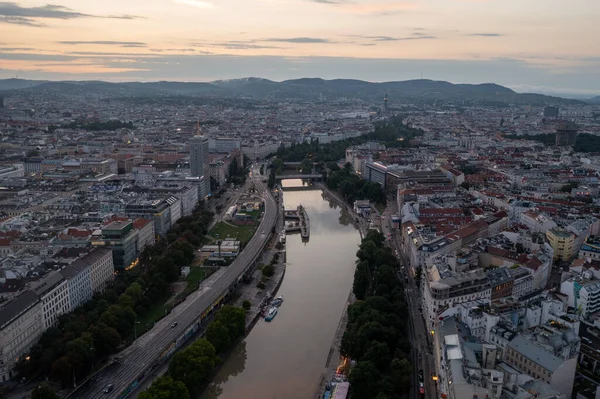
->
[103,384,114,394]
[171,322,178,328]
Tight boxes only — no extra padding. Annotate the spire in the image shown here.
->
[194,120,201,136]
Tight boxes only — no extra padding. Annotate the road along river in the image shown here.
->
[201,179,361,399]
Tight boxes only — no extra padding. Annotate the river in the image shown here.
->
[201,180,360,399]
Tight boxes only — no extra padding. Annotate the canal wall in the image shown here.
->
[313,290,356,399]
[316,183,366,239]
[241,260,287,335]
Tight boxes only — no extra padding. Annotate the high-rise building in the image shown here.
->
[0,96,4,108]
[555,121,578,147]
[190,135,211,197]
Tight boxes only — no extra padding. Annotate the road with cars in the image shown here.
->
[72,164,277,399]
[380,204,436,399]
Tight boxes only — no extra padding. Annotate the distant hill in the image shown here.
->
[588,96,600,104]
[0,78,48,91]
[0,77,584,105]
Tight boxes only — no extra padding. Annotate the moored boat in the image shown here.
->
[265,306,278,321]
[271,295,284,307]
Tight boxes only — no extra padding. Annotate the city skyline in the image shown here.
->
[0,0,599,97]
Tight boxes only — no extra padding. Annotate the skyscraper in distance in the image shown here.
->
[190,134,211,198]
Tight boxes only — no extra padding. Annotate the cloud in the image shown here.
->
[307,0,349,4]
[59,41,148,48]
[0,46,34,51]
[360,35,437,41]
[0,15,43,26]
[149,48,198,53]
[263,37,332,43]
[172,0,216,9]
[212,42,286,50]
[467,33,503,37]
[0,2,143,26]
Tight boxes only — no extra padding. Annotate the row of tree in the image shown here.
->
[139,305,246,399]
[327,163,386,205]
[273,116,423,163]
[16,203,215,390]
[342,231,413,399]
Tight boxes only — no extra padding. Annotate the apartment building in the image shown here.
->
[546,229,575,261]
[422,263,491,330]
[133,218,155,252]
[0,291,43,382]
[87,248,115,293]
[579,235,600,260]
[0,248,114,381]
[32,272,70,330]
[505,334,578,398]
[561,277,600,318]
[60,259,92,311]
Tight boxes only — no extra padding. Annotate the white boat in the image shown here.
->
[265,306,278,321]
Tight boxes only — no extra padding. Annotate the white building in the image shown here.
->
[166,195,182,226]
[134,218,155,251]
[0,291,43,382]
[520,211,557,234]
[422,263,491,330]
[88,248,115,293]
[60,259,92,311]
[32,272,70,329]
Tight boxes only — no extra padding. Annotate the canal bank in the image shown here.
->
[201,180,361,399]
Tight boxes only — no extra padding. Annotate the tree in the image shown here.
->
[90,324,121,355]
[168,339,217,395]
[242,300,251,311]
[364,341,391,371]
[391,357,412,392]
[139,375,190,399]
[300,158,313,174]
[50,356,73,388]
[206,320,232,353]
[214,306,246,341]
[353,261,370,300]
[262,264,275,278]
[349,361,382,399]
[31,385,59,399]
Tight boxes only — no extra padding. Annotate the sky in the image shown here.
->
[1,0,599,97]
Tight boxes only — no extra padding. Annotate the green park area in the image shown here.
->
[207,221,258,245]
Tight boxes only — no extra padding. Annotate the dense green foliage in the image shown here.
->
[168,339,218,396]
[327,163,386,205]
[343,231,412,399]
[141,306,246,398]
[274,116,422,163]
[31,385,59,399]
[138,375,190,399]
[16,203,214,388]
[504,133,600,153]
[227,155,250,186]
